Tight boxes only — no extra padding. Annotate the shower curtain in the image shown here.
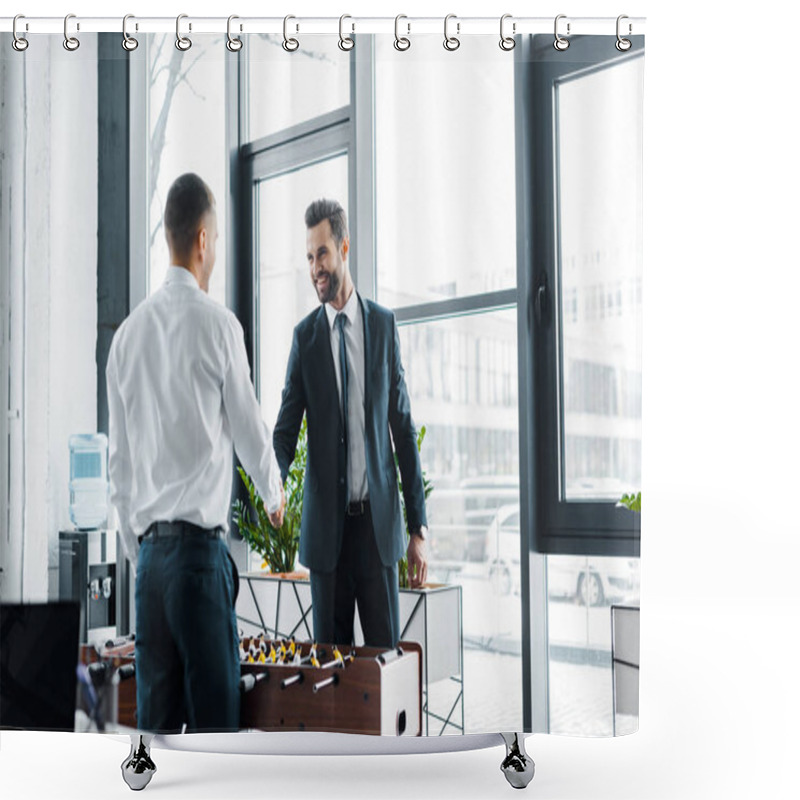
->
[0,19,643,743]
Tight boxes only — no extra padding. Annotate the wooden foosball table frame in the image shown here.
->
[82,639,423,736]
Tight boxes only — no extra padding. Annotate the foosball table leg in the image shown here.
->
[121,734,156,791]
[500,732,535,789]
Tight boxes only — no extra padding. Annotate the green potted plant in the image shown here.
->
[232,417,307,575]
[397,426,435,589]
[232,417,434,587]
[618,491,641,513]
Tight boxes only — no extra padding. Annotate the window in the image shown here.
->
[522,35,643,557]
[375,35,521,731]
[247,35,350,142]
[517,33,644,735]
[255,154,349,423]
[547,553,640,735]
[145,36,228,306]
[558,56,642,503]
[375,37,517,307]
[239,40,352,416]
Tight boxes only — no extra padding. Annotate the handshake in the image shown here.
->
[267,485,287,529]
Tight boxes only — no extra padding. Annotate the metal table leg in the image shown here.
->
[500,732,535,789]
[121,734,156,791]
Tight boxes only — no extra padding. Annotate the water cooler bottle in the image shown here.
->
[58,433,129,643]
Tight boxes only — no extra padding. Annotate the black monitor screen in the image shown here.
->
[1,602,80,731]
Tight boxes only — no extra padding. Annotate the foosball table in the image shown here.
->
[239,637,421,736]
[78,636,531,792]
[81,636,422,737]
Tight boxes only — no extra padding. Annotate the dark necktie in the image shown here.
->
[335,312,349,457]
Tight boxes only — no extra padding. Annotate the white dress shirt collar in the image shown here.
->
[165,265,200,289]
[324,288,359,330]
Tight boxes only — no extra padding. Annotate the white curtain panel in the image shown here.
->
[0,20,644,750]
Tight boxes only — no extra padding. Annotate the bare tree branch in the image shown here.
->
[148,44,185,202]
[175,73,206,102]
[150,63,174,88]
[173,47,210,101]
[151,44,206,88]
[177,46,209,83]
[149,35,167,85]
[149,216,164,251]
[254,32,336,64]
[146,38,220,261]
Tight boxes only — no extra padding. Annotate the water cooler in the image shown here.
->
[58,529,118,643]
[58,433,132,643]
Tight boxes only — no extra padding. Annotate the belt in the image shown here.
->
[138,520,224,545]
[346,500,369,517]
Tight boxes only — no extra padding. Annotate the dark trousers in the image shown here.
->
[135,526,240,733]
[310,510,400,649]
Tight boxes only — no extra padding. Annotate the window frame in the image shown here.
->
[235,38,369,399]
[242,112,352,398]
[520,34,644,559]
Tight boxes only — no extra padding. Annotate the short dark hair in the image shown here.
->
[305,199,348,247]
[164,173,214,259]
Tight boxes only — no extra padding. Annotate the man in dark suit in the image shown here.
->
[273,199,428,649]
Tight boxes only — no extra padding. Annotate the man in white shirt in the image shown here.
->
[106,173,285,733]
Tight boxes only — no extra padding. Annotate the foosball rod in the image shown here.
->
[239,671,269,694]
[319,653,355,670]
[280,672,304,689]
[312,673,339,693]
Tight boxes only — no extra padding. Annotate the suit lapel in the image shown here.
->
[358,293,373,419]
[311,305,338,402]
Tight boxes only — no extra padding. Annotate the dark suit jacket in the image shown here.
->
[273,294,427,573]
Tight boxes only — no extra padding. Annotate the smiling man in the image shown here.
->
[273,198,428,649]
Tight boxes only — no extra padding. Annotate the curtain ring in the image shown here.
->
[63,13,80,51]
[554,14,570,51]
[499,14,515,51]
[176,14,192,51]
[338,14,355,51]
[616,15,632,51]
[12,14,29,52]
[283,15,299,52]
[122,14,138,52]
[227,15,243,52]
[394,15,411,51]
[443,14,460,51]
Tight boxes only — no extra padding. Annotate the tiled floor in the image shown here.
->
[452,649,635,737]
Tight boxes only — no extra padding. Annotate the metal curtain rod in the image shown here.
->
[0,15,646,36]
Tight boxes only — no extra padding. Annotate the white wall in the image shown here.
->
[0,36,98,602]
[0,39,26,602]
[0,43,11,600]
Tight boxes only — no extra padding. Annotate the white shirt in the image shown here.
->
[107,266,283,562]
[325,290,368,502]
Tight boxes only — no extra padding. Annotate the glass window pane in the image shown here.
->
[375,36,516,307]
[247,35,351,141]
[256,155,349,426]
[398,308,521,731]
[547,554,640,735]
[556,58,644,501]
[147,35,227,307]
